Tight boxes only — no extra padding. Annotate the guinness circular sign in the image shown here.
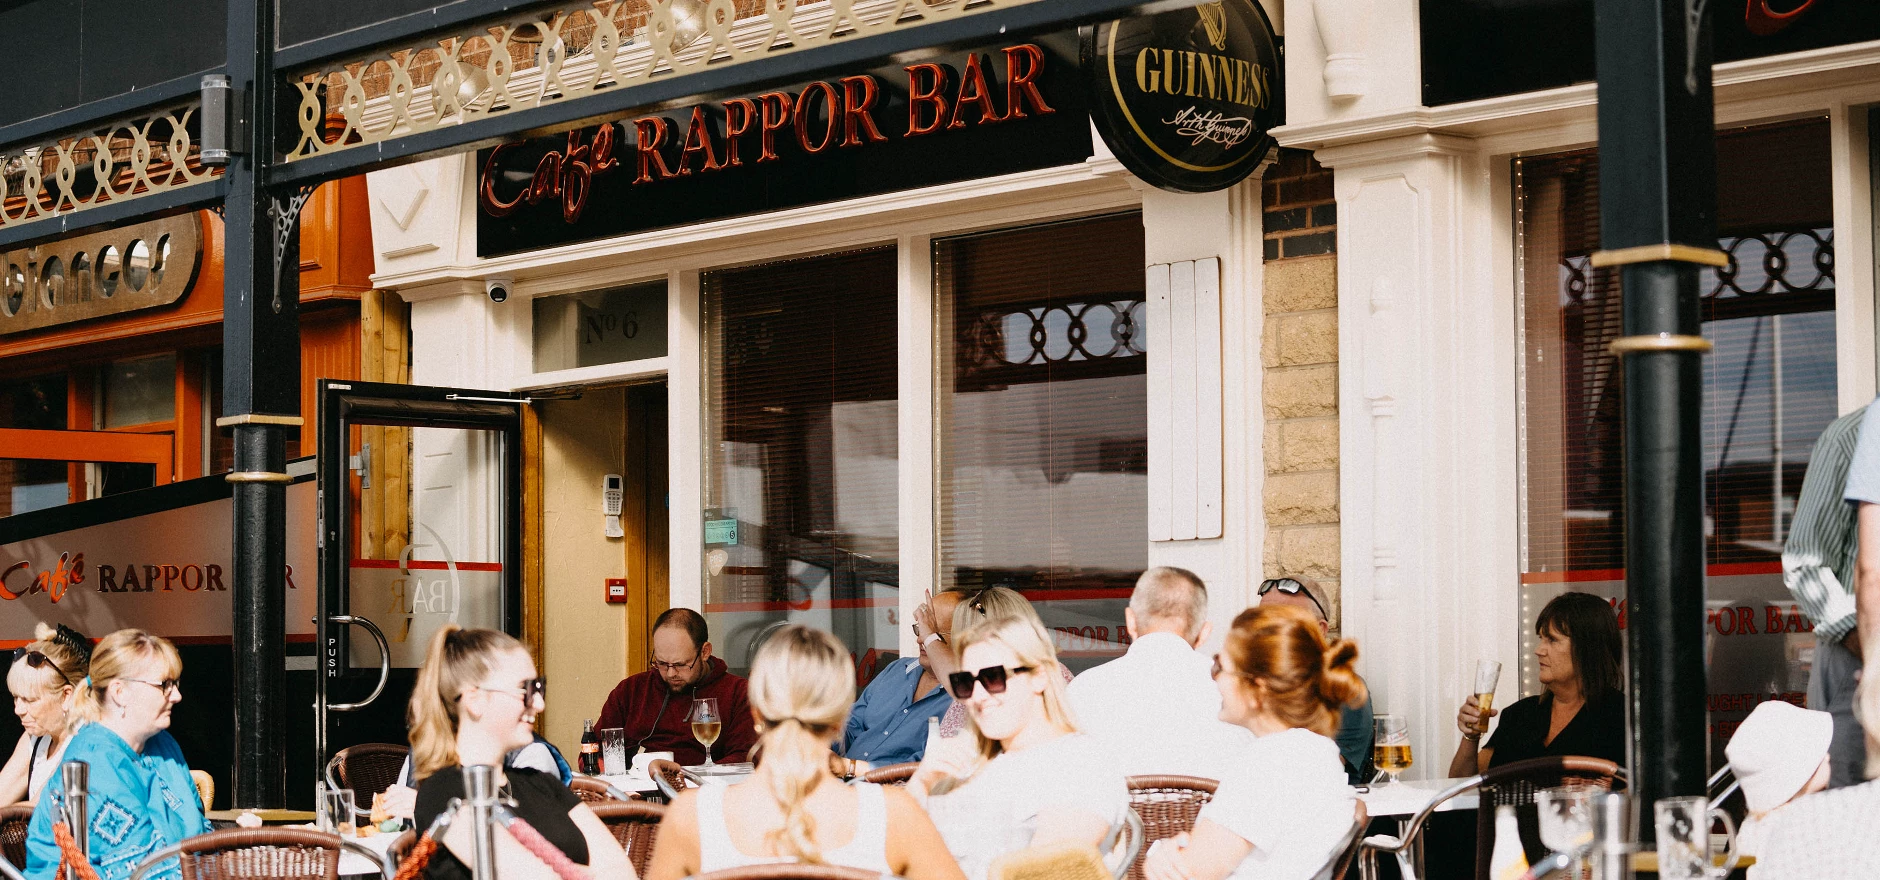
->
[1086,0,1282,193]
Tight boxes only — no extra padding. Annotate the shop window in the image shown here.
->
[702,247,899,681]
[936,213,1149,671]
[1517,119,1835,763]
[102,353,176,428]
[0,374,69,516]
[532,281,669,372]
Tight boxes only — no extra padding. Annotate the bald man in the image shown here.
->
[1066,567,1255,778]
[836,590,963,771]
[1257,575,1375,783]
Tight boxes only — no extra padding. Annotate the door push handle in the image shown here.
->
[327,615,390,712]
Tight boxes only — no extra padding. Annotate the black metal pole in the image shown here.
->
[224,0,299,808]
[1594,0,1718,838]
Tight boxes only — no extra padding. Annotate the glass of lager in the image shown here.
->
[1373,714,1412,785]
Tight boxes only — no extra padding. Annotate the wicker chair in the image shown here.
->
[570,775,638,803]
[990,842,1110,880]
[126,827,388,880]
[649,759,701,802]
[694,865,901,880]
[591,801,666,878]
[324,744,410,807]
[1,804,30,876]
[1361,755,1623,880]
[1122,776,1218,880]
[859,763,918,787]
[192,770,216,812]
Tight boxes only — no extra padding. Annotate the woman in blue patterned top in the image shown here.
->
[24,630,208,880]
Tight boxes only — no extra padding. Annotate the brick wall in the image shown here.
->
[1261,148,1343,629]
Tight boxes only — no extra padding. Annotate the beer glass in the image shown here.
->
[1372,714,1412,785]
[1654,795,1739,880]
[689,697,722,771]
[600,727,627,775]
[1473,659,1502,735]
[1537,783,1597,878]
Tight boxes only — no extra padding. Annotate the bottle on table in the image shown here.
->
[579,718,601,775]
[1489,805,1529,880]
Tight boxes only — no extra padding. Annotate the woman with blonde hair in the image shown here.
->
[1143,604,1366,880]
[407,625,630,880]
[912,613,1127,880]
[648,624,961,880]
[2,623,91,805]
[930,587,1077,739]
[23,629,207,880]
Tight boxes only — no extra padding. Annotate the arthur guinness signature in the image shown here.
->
[1162,107,1253,148]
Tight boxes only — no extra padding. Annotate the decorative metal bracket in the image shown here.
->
[268,185,316,311]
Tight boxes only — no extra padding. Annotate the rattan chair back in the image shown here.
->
[1122,776,1217,880]
[858,763,917,787]
[128,827,381,880]
[989,842,1110,880]
[591,801,666,878]
[191,770,216,811]
[329,744,410,806]
[650,759,700,802]
[0,804,30,875]
[570,776,637,803]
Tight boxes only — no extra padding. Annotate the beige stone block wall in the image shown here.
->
[1261,148,1342,629]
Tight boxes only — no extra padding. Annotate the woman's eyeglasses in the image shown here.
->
[10,648,73,685]
[1257,577,1327,619]
[947,664,1035,700]
[123,677,180,696]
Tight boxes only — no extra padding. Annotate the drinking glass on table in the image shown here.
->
[689,696,722,771]
[320,787,358,837]
[600,727,628,775]
[1654,795,1740,880]
[1537,783,1598,878]
[1373,714,1412,785]
[1472,660,1502,735]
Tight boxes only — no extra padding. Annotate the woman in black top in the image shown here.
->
[1448,592,1626,775]
[408,626,633,880]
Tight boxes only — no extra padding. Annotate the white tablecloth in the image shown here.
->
[1354,777,1480,818]
[337,829,399,877]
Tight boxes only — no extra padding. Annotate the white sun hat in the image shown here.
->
[1725,700,1834,815]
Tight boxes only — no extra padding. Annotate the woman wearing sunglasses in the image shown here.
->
[1141,605,1365,880]
[911,614,1127,880]
[933,587,1076,739]
[408,625,631,880]
[647,625,963,880]
[23,629,208,880]
[2,623,91,806]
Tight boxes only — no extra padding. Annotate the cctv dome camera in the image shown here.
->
[486,279,511,303]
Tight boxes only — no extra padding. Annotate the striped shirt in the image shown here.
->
[1783,405,1866,644]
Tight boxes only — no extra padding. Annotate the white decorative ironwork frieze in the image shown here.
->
[285,0,1048,163]
[0,102,218,233]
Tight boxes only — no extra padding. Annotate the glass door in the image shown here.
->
[314,380,523,789]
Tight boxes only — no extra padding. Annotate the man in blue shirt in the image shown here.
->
[836,591,960,771]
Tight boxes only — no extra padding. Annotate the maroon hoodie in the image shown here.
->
[596,656,757,765]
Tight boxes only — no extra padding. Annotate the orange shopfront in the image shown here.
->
[0,178,387,806]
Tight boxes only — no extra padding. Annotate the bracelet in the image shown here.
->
[1462,730,1482,742]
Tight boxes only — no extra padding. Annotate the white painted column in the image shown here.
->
[897,234,937,656]
[1317,134,1521,779]
[668,269,705,612]
[1830,102,1878,412]
[1139,174,1268,648]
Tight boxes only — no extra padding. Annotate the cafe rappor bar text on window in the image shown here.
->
[1519,120,1837,763]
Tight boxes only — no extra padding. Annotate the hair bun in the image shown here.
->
[1317,638,1366,710]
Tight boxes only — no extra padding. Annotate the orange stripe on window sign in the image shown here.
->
[348,559,504,572]
[1519,561,1782,584]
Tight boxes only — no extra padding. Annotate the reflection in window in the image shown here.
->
[937,214,1148,671]
[702,248,899,682]
[102,353,176,428]
[0,375,69,516]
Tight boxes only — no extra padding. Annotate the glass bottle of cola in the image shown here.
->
[579,718,601,775]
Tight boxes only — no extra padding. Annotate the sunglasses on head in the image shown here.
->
[1258,577,1327,619]
[10,648,72,685]
[947,664,1035,700]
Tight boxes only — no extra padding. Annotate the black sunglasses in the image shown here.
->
[10,648,72,685]
[1258,577,1327,620]
[947,664,1035,700]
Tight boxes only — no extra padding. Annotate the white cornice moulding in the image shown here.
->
[1275,37,1880,153]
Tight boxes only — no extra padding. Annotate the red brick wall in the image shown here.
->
[1263,148,1336,261]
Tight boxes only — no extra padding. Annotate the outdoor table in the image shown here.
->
[336,828,399,877]
[1353,778,1480,879]
[601,763,755,797]
[1630,849,1753,876]
[204,808,318,827]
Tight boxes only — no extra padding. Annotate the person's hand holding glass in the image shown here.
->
[688,696,722,772]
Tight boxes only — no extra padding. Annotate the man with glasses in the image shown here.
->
[1065,567,1254,778]
[1256,574,1375,783]
[596,608,756,765]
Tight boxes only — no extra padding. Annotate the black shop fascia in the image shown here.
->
[477,31,1092,257]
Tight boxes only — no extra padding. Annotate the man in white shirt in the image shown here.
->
[1065,567,1253,779]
